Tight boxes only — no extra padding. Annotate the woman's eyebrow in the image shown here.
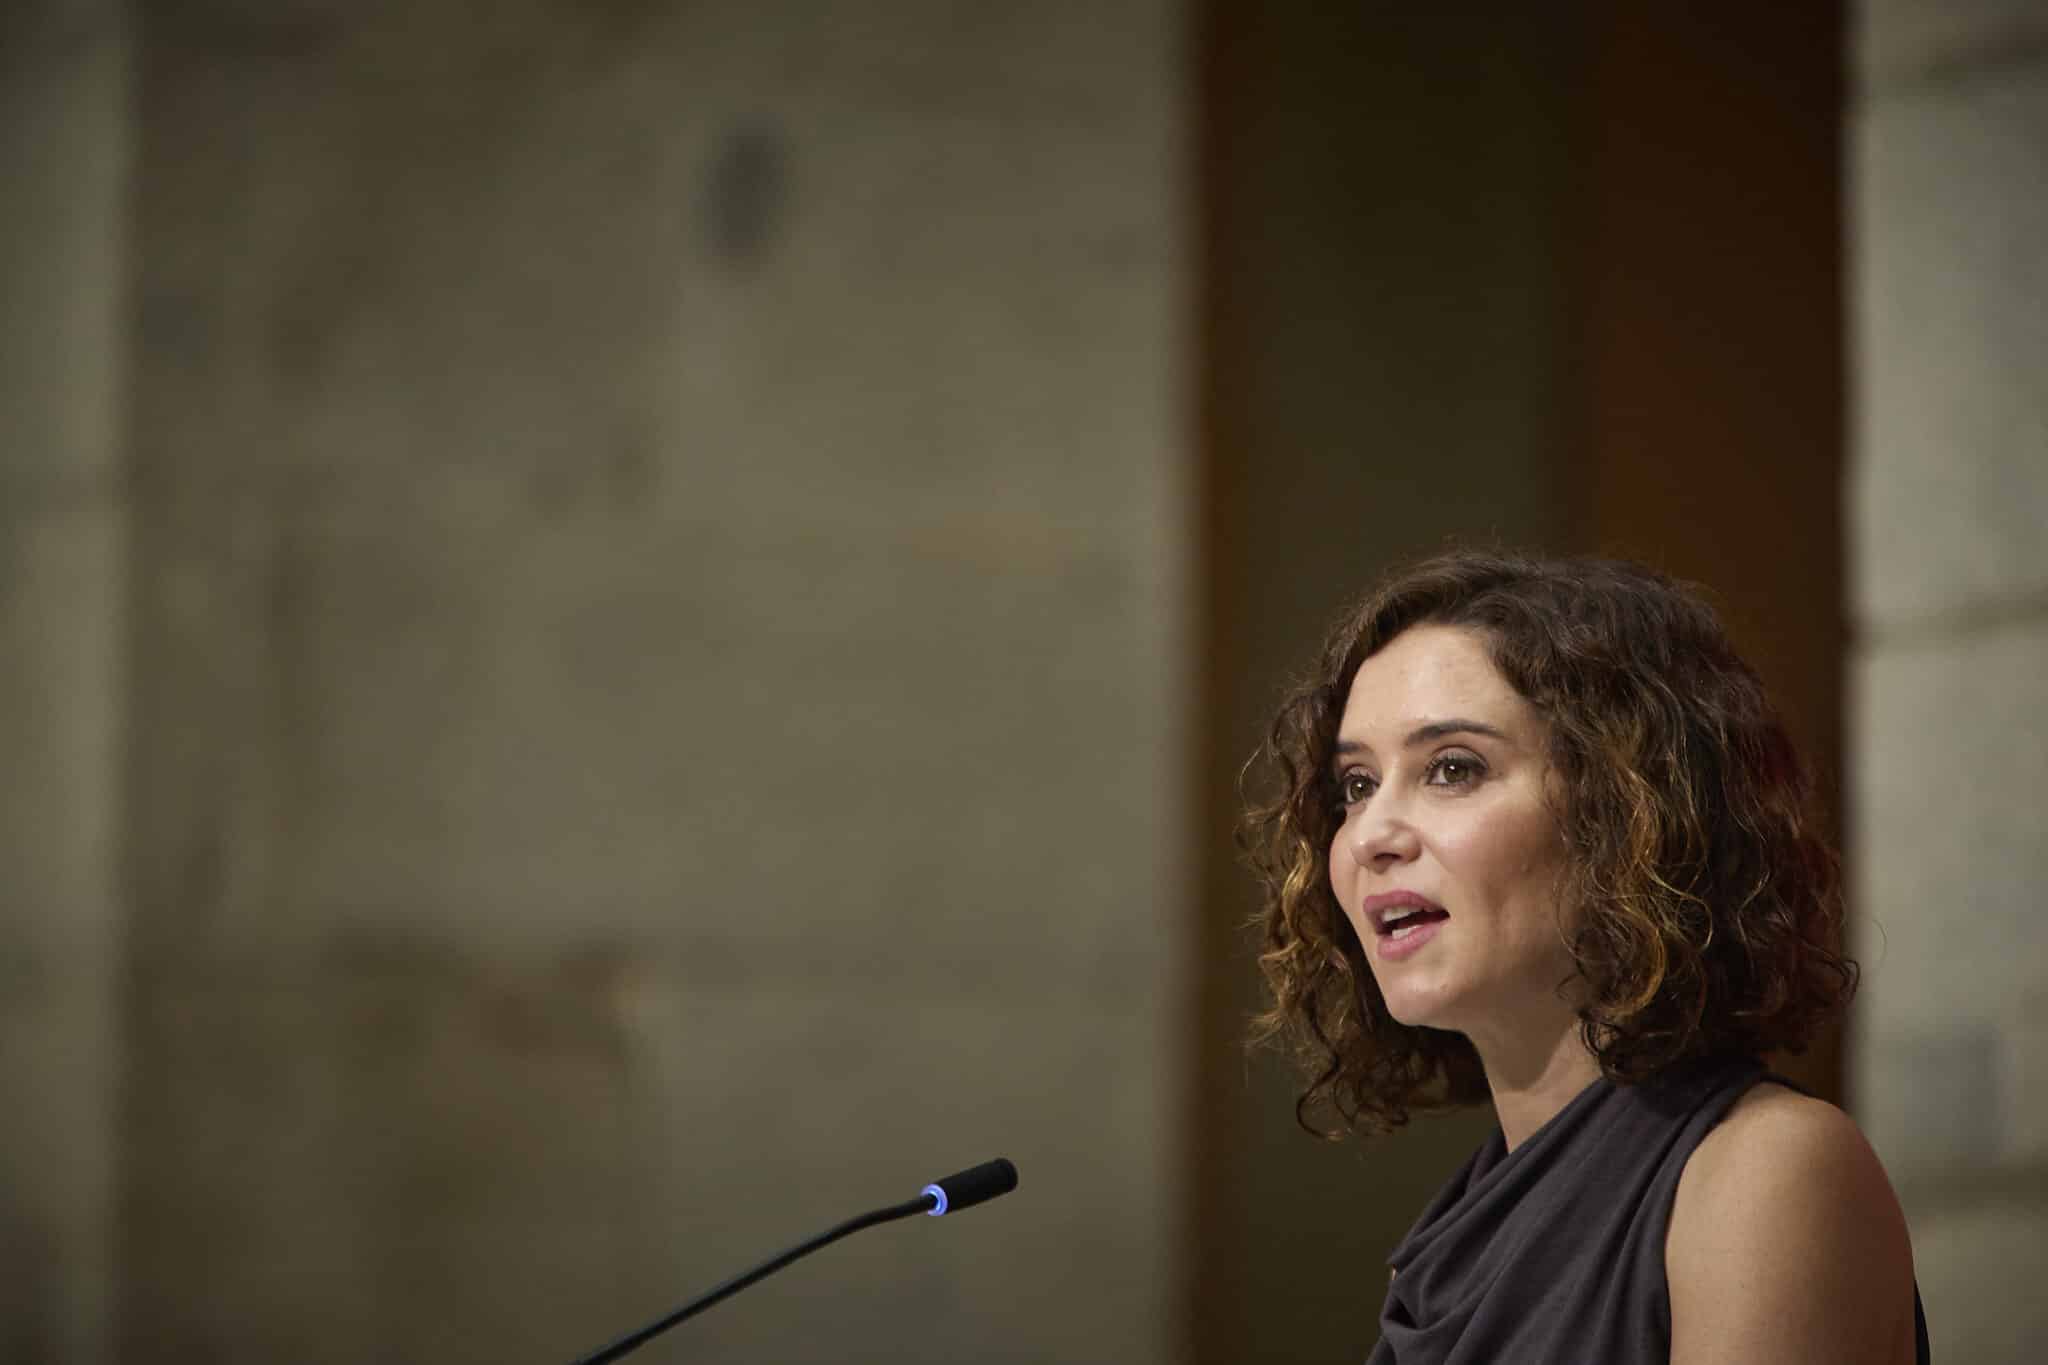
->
[1405,718,1506,746]
[1332,718,1506,759]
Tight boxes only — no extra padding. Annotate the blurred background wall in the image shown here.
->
[1849,2,2048,1360]
[0,1,2042,1363]
[15,1,1191,1362]
[2,4,127,1362]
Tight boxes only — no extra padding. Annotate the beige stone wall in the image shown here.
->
[0,3,128,1360]
[105,3,1187,1362]
[1850,2,2048,1360]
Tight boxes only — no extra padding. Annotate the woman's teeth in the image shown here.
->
[1379,905,1442,937]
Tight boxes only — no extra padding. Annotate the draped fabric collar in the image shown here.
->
[1368,1057,1766,1365]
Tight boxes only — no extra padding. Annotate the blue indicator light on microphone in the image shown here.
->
[922,1184,949,1216]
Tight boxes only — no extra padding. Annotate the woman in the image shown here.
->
[1245,551,1925,1364]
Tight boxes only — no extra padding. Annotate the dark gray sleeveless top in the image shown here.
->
[1367,1057,1930,1363]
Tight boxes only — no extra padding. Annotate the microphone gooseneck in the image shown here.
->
[567,1157,1018,1365]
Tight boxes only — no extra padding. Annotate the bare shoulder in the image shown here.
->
[1667,1082,1917,1365]
[1681,1081,1889,1202]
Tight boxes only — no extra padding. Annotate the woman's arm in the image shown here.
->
[1667,1084,1918,1365]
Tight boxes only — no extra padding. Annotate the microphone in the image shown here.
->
[921,1156,1019,1216]
[567,1158,1019,1365]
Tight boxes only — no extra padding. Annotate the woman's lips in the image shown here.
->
[1374,914,1444,961]
[1359,891,1448,934]
[1358,892,1448,961]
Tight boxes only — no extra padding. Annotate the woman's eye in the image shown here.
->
[1338,772,1376,805]
[1426,753,1484,786]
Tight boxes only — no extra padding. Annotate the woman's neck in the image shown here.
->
[1472,1016,1604,1152]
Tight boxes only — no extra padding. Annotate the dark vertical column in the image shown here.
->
[1569,1,1847,1101]
[1188,4,1849,1358]
[1187,9,1578,1361]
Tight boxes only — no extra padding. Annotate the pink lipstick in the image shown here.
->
[1359,891,1448,962]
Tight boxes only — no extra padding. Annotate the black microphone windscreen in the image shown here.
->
[924,1158,1018,1215]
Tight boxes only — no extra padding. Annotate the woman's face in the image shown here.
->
[1327,624,1576,1044]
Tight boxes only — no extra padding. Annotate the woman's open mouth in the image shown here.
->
[1378,905,1449,939]
[1364,895,1449,960]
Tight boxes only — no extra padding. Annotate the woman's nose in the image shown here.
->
[1346,802,1419,869]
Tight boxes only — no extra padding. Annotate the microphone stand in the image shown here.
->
[568,1158,1017,1365]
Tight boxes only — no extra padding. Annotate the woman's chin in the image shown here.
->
[1381,989,1462,1032]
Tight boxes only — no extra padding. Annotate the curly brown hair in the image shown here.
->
[1244,550,1857,1136]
